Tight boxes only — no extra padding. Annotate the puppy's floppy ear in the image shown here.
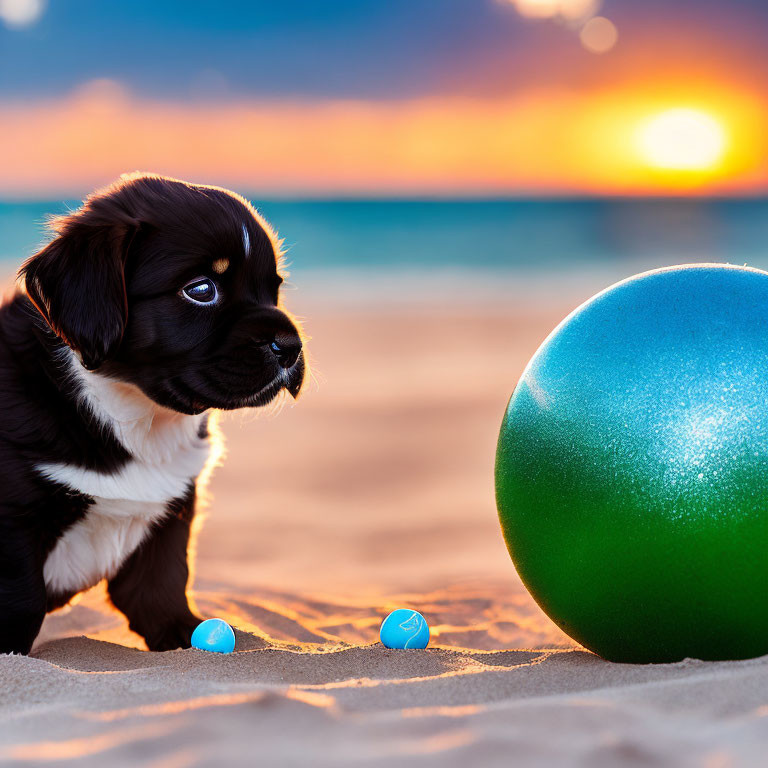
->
[20,209,137,370]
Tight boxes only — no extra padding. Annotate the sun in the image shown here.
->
[636,108,727,171]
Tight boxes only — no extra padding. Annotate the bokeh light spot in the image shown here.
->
[637,109,727,171]
[579,16,618,54]
[505,0,600,21]
[0,0,45,28]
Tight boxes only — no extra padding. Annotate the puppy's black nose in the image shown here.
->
[270,337,302,369]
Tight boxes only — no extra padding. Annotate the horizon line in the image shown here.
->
[1,191,767,205]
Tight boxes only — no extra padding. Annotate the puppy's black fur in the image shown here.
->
[0,173,304,655]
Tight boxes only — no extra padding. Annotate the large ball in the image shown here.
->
[495,264,768,663]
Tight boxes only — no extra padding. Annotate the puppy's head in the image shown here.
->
[20,173,305,414]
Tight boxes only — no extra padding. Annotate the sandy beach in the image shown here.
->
[3,291,768,766]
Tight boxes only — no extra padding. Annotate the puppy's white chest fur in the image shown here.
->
[40,358,219,596]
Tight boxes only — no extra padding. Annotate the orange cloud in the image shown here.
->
[1,79,765,197]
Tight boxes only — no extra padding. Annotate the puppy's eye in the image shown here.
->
[181,278,218,305]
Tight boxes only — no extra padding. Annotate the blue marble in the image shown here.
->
[191,618,236,654]
[380,609,430,649]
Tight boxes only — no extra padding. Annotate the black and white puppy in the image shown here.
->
[0,173,304,655]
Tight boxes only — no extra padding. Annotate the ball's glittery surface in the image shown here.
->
[380,609,430,649]
[191,618,236,654]
[495,264,768,664]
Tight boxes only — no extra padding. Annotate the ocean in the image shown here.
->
[2,198,767,298]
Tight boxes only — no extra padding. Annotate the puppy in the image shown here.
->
[0,173,304,655]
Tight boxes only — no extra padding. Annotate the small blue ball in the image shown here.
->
[380,609,430,649]
[191,618,236,654]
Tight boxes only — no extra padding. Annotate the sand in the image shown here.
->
[3,288,768,766]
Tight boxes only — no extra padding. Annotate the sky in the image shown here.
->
[0,0,766,197]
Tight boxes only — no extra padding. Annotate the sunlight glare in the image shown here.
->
[637,108,727,171]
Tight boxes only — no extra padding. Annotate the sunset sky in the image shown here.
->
[1,0,766,197]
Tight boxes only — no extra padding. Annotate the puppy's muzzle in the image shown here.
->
[284,351,305,399]
[270,336,302,370]
[271,329,304,399]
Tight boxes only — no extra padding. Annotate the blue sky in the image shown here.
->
[1,0,765,197]
[1,0,766,100]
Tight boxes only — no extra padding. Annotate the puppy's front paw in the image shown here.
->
[144,615,202,652]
